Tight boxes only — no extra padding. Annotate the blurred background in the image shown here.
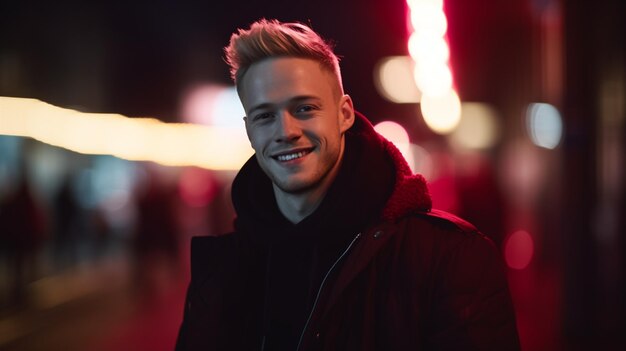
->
[0,0,624,350]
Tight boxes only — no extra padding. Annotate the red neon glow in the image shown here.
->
[178,167,219,208]
[504,230,534,270]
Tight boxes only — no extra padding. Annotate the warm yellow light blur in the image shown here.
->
[413,61,453,97]
[0,97,253,170]
[420,89,462,134]
[374,120,415,172]
[409,143,433,179]
[374,121,410,146]
[408,33,450,66]
[405,0,458,129]
[407,0,443,8]
[374,56,422,103]
[449,102,500,150]
[408,0,447,38]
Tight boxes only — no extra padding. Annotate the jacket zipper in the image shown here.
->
[295,232,362,351]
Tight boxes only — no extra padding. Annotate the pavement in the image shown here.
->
[0,249,189,351]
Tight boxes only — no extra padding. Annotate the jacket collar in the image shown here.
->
[351,111,432,220]
[379,130,432,221]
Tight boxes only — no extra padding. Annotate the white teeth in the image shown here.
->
[276,151,308,162]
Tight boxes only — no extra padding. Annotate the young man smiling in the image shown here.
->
[176,19,520,350]
[240,56,354,223]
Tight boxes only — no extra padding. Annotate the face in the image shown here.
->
[239,57,354,196]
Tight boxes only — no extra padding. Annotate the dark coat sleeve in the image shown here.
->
[175,235,231,351]
[423,212,521,350]
[174,234,266,351]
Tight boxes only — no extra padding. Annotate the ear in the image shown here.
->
[243,116,253,144]
[338,94,355,133]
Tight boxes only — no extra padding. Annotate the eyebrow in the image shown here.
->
[248,95,322,115]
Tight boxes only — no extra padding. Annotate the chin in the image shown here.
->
[273,176,318,194]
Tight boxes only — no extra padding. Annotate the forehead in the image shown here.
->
[239,57,337,110]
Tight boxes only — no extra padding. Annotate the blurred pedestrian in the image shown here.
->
[0,172,47,307]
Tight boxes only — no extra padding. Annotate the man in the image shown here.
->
[176,19,520,350]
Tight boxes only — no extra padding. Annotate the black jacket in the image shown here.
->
[176,113,520,350]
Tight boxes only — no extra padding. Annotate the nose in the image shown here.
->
[275,111,302,142]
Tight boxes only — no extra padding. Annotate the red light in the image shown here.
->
[178,167,218,207]
[504,230,534,270]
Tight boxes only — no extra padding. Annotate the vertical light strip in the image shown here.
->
[406,0,461,134]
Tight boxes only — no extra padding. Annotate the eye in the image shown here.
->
[296,104,317,114]
[252,112,274,122]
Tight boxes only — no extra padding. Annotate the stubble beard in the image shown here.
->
[261,148,341,197]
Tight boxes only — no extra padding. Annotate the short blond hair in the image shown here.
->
[224,19,343,92]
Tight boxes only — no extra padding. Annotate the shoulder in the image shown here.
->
[414,209,484,237]
[388,209,500,265]
[388,214,519,350]
[388,209,509,292]
[395,208,488,242]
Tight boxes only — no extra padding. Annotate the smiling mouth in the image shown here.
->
[272,148,314,162]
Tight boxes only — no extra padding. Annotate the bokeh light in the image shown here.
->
[408,0,447,38]
[374,121,410,145]
[180,85,245,127]
[420,89,462,134]
[374,121,416,172]
[500,139,544,207]
[406,0,460,135]
[449,102,500,150]
[409,143,434,180]
[526,102,563,149]
[413,61,453,97]
[374,56,421,103]
[408,33,450,68]
[504,230,535,270]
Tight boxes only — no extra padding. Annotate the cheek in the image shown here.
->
[319,123,342,146]
[247,131,266,150]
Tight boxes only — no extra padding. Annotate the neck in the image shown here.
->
[273,185,326,224]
